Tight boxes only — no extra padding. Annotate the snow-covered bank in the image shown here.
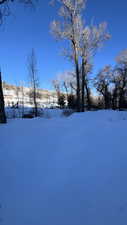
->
[0,110,127,225]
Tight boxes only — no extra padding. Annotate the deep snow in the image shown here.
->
[0,110,127,225]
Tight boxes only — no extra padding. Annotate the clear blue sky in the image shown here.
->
[0,0,127,89]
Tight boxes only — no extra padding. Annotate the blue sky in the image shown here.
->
[0,0,127,89]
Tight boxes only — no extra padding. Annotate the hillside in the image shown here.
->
[2,82,58,108]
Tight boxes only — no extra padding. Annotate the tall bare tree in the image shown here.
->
[80,23,110,111]
[51,0,110,112]
[28,49,39,117]
[51,0,86,112]
[19,81,25,116]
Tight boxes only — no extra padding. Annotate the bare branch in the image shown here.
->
[0,0,37,24]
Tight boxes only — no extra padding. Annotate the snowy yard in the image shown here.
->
[0,110,127,225]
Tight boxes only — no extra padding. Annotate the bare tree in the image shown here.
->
[94,65,112,109]
[94,51,127,110]
[51,0,86,112]
[58,71,76,96]
[0,0,36,24]
[15,84,20,107]
[80,23,110,111]
[111,69,121,110]
[52,70,78,108]
[51,0,110,112]
[20,81,25,116]
[28,49,39,117]
[52,79,61,106]
[0,69,6,123]
[115,49,127,109]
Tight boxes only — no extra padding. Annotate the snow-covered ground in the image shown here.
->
[5,107,63,119]
[0,110,127,225]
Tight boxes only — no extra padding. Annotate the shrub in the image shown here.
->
[67,94,77,109]
[62,109,74,117]
[22,113,34,119]
[58,94,66,108]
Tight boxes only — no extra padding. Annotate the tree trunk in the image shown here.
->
[104,86,109,109]
[0,71,7,123]
[81,59,85,112]
[119,91,125,110]
[85,82,91,110]
[73,47,80,112]
[76,65,81,112]
[119,75,126,110]
[33,88,38,117]
[70,13,81,112]
[112,87,118,110]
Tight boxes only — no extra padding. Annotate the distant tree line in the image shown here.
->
[94,50,127,110]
